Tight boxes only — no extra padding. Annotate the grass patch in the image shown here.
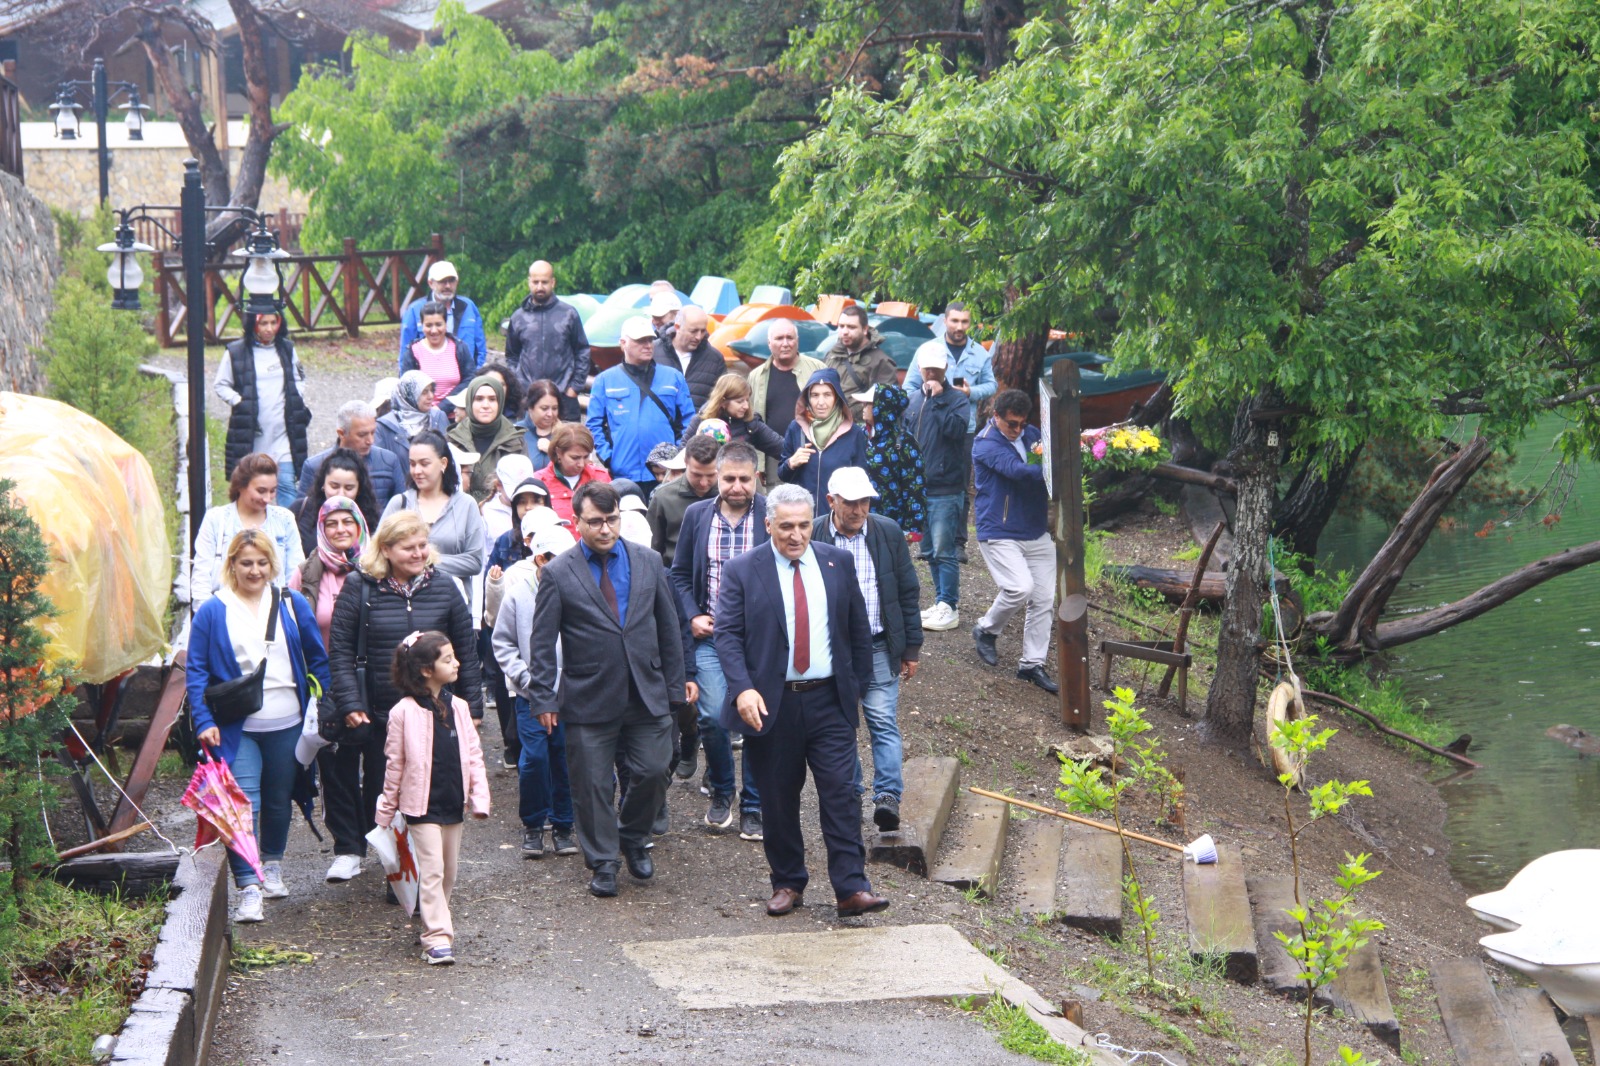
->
[0,880,165,1065]
[956,996,1092,1065]
[1084,530,1112,584]
[1172,544,1202,562]
[1300,662,1455,753]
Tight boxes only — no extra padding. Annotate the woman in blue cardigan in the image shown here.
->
[777,367,871,511]
[187,529,332,924]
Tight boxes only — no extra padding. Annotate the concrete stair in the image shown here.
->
[931,789,1010,897]
[870,756,959,876]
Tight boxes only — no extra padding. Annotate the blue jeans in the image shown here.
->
[852,644,904,801]
[515,697,573,831]
[926,493,963,609]
[227,723,301,888]
[277,460,299,507]
[694,639,759,812]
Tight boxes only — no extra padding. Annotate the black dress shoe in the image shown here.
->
[836,891,890,918]
[588,863,619,897]
[972,624,998,667]
[623,846,654,880]
[1017,664,1060,694]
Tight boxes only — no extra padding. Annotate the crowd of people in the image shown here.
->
[185,259,1060,966]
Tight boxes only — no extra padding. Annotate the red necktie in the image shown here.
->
[599,552,620,620]
[791,560,810,674]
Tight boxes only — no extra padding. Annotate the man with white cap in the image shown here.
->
[505,260,591,423]
[904,302,994,563]
[653,305,726,411]
[586,316,696,499]
[648,292,681,340]
[399,260,486,372]
[811,466,922,831]
[493,510,582,860]
[906,345,971,631]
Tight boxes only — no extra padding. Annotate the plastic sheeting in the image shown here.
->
[0,393,171,686]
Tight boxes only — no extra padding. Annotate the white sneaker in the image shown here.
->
[260,861,288,899]
[235,884,264,923]
[325,855,363,882]
[923,602,960,631]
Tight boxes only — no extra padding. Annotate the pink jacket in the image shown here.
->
[375,695,490,826]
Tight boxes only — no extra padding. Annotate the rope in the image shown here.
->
[1265,535,1301,694]
[64,720,184,859]
[35,753,56,852]
[1093,1033,1183,1064]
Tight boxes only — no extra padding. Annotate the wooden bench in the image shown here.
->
[1100,639,1193,712]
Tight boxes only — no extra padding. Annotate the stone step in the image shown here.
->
[930,791,1010,898]
[1057,822,1124,937]
[1495,986,1578,1066]
[1430,958,1520,1066]
[1008,817,1065,917]
[1181,843,1258,983]
[870,756,959,876]
[1246,875,1399,1050]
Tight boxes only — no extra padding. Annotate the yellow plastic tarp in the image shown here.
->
[0,393,171,686]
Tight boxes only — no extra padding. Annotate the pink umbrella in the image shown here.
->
[181,746,264,881]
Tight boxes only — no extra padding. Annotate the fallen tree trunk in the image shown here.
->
[1150,462,1237,494]
[1105,564,1296,604]
[1370,538,1600,650]
[1315,435,1494,651]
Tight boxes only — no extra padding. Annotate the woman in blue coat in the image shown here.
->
[187,529,333,924]
[778,367,871,511]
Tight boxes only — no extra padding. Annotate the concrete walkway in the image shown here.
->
[209,764,1040,1065]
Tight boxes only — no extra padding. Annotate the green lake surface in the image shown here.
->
[1319,416,1600,893]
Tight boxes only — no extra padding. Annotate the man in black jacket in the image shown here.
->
[906,347,971,632]
[653,306,726,412]
[811,466,923,831]
[504,260,591,422]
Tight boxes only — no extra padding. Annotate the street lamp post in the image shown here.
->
[103,159,287,555]
[52,57,150,207]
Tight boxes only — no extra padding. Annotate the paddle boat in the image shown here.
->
[728,318,835,366]
[1467,850,1600,1017]
[707,304,818,368]
[1041,351,1167,429]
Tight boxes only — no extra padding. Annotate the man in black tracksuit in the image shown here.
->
[504,260,591,422]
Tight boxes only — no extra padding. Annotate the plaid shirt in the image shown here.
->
[830,521,883,636]
[705,504,757,620]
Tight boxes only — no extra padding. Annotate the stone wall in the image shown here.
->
[22,122,310,221]
[0,170,57,395]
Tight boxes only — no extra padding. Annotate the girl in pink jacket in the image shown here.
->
[376,631,491,965]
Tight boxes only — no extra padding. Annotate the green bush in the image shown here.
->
[0,481,77,952]
[37,276,157,445]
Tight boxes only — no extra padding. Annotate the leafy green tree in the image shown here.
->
[778,0,1600,741]
[0,481,77,945]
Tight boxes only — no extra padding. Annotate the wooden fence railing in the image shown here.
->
[154,232,444,347]
[135,208,307,254]
[0,75,22,182]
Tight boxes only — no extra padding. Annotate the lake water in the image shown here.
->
[1318,416,1600,893]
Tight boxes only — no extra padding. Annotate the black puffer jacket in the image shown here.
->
[653,333,728,412]
[325,570,483,735]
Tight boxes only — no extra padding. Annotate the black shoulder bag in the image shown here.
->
[636,370,684,440]
[202,590,282,726]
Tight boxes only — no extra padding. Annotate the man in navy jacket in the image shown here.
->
[970,389,1059,693]
[398,260,486,371]
[714,483,888,919]
[670,442,768,838]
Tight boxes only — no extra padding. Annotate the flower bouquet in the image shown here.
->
[1080,424,1167,473]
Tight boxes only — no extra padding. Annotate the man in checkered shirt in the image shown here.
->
[670,442,770,841]
[811,466,924,832]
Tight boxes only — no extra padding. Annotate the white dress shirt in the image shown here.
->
[773,542,833,680]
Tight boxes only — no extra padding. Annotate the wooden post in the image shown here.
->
[1044,360,1091,729]
[342,237,360,338]
[155,259,171,348]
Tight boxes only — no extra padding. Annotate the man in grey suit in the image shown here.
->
[528,481,697,897]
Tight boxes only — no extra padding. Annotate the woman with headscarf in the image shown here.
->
[376,370,450,472]
[863,383,926,539]
[288,449,380,555]
[777,367,871,512]
[448,374,525,504]
[288,497,371,649]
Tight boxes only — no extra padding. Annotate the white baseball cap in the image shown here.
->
[648,293,682,317]
[661,448,688,471]
[915,345,949,371]
[522,507,569,538]
[620,315,656,342]
[495,454,534,491]
[370,376,399,407]
[851,386,876,405]
[827,466,878,501]
[619,494,648,513]
[427,260,458,282]
[529,527,575,560]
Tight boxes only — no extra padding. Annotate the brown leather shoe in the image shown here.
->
[835,891,890,918]
[766,887,804,916]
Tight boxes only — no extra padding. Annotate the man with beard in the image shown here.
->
[505,260,592,422]
[825,305,897,422]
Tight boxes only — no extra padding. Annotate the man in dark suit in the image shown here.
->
[715,483,888,919]
[528,481,696,898]
[671,442,769,838]
[811,466,923,833]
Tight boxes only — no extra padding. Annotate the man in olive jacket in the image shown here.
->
[810,466,923,831]
[526,481,695,898]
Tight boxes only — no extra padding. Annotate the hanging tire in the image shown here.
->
[1265,680,1307,787]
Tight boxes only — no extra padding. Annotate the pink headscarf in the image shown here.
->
[316,497,370,574]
